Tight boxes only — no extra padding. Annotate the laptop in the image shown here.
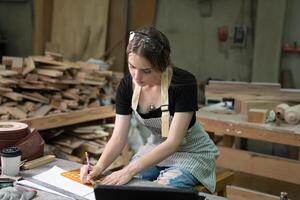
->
[94,184,206,200]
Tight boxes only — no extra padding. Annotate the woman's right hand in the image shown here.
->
[80,164,103,184]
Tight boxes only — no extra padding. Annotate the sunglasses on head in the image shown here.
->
[129,31,165,53]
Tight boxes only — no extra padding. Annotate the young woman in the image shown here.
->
[80,27,219,192]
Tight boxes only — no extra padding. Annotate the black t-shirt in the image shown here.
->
[116,67,198,128]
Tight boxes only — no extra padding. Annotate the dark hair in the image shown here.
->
[126,27,171,72]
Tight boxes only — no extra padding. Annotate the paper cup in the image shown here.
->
[1,147,22,176]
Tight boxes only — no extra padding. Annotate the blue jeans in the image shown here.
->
[137,166,199,190]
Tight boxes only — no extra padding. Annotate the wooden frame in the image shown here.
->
[197,109,300,185]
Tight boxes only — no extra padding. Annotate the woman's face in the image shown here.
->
[128,53,161,87]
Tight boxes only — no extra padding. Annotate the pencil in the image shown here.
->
[85,152,91,172]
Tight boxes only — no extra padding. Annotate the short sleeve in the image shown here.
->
[116,75,133,115]
[173,76,198,112]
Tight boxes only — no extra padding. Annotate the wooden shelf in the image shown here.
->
[19,104,116,131]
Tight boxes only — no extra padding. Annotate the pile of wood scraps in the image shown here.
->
[43,122,132,170]
[205,81,300,125]
[0,53,120,121]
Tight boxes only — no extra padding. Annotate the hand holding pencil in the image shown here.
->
[80,152,104,184]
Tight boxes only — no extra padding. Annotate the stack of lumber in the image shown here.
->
[205,81,300,124]
[0,53,120,121]
[44,122,132,170]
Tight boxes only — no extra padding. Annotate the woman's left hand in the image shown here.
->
[98,168,134,185]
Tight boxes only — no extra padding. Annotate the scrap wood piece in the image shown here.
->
[0,65,6,70]
[36,68,64,78]
[45,51,63,61]
[2,56,23,69]
[22,56,35,75]
[0,86,12,92]
[0,76,19,85]
[76,61,99,71]
[51,135,84,149]
[62,91,81,101]
[29,105,52,118]
[63,100,79,109]
[0,106,8,114]
[247,108,268,123]
[55,145,73,154]
[23,101,36,113]
[6,107,27,119]
[78,79,106,87]
[0,70,19,76]
[80,142,105,155]
[0,92,23,101]
[38,65,71,71]
[22,155,56,170]
[72,125,105,133]
[22,92,49,103]
[53,148,82,163]
[33,56,80,69]
[19,93,49,104]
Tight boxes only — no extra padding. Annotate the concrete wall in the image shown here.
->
[0,0,33,57]
[156,0,255,83]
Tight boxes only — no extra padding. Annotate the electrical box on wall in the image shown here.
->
[232,25,247,47]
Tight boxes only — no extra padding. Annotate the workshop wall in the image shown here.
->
[156,0,254,83]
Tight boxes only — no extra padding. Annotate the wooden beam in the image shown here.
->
[20,105,115,130]
[130,0,157,30]
[216,146,300,185]
[105,0,128,72]
[226,185,278,200]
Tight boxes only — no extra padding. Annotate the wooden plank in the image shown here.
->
[197,110,300,147]
[22,56,36,75]
[233,172,300,200]
[131,0,156,30]
[30,105,52,117]
[216,146,300,185]
[36,68,64,77]
[20,104,115,130]
[0,70,19,76]
[6,107,27,119]
[33,0,53,55]
[106,0,128,72]
[226,185,278,200]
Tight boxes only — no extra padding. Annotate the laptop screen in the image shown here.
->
[94,185,206,200]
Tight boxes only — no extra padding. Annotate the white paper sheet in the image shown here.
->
[31,166,95,199]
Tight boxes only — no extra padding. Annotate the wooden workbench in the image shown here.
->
[197,109,300,185]
[20,158,227,200]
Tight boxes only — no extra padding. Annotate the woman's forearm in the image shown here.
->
[95,115,131,171]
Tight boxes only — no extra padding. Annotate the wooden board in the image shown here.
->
[226,185,278,200]
[20,104,115,130]
[216,146,300,185]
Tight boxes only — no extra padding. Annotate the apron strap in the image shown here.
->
[161,69,170,138]
[131,84,141,111]
[131,68,171,138]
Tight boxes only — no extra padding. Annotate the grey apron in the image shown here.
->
[131,69,219,192]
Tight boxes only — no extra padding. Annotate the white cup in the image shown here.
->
[1,147,22,176]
